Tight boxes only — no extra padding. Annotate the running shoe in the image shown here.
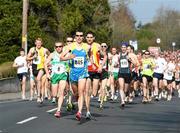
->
[99,104,103,110]
[66,103,73,112]
[85,112,92,120]
[37,97,41,103]
[121,101,125,107]
[125,96,129,103]
[76,112,81,121]
[142,97,148,104]
[103,96,107,102]
[114,94,118,100]
[129,97,133,103]
[29,96,33,101]
[54,111,61,118]
[51,97,56,104]
[178,89,180,98]
[167,95,172,101]
[110,95,114,100]
[22,95,26,100]
[159,92,162,100]
[155,95,159,101]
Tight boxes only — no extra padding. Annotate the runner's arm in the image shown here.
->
[44,53,52,79]
[60,48,75,61]
[26,48,35,61]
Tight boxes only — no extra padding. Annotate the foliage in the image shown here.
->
[110,3,136,46]
[0,62,16,79]
[0,0,111,64]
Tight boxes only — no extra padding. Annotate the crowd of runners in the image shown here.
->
[13,31,180,121]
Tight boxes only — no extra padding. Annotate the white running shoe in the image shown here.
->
[167,95,172,101]
[178,90,180,98]
[114,95,118,100]
[85,112,92,119]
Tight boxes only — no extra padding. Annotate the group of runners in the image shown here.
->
[13,31,180,121]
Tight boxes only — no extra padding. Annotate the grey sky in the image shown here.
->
[110,0,180,24]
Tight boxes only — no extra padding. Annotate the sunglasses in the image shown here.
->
[67,40,73,42]
[76,35,83,37]
[87,36,93,38]
[55,45,63,48]
[101,45,107,48]
[145,53,150,55]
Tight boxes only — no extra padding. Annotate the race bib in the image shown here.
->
[167,71,172,77]
[33,56,41,64]
[120,59,128,68]
[100,60,107,69]
[74,57,84,68]
[144,64,150,70]
[53,64,65,74]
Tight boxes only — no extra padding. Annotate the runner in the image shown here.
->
[13,48,28,100]
[127,45,139,103]
[45,42,67,118]
[163,56,176,101]
[141,50,155,103]
[153,52,166,101]
[175,57,180,97]
[99,43,108,109]
[118,43,132,107]
[27,38,50,103]
[109,47,119,100]
[61,31,90,121]
[64,37,75,111]
[85,31,101,119]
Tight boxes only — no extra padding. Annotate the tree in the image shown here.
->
[60,0,111,43]
[0,0,111,64]
[109,2,136,47]
[0,0,22,64]
[152,6,180,50]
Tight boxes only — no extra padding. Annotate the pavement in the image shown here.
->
[0,91,31,102]
[0,93,180,133]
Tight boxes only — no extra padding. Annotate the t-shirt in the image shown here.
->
[141,58,155,77]
[111,54,119,73]
[163,62,175,80]
[14,56,28,74]
[154,57,166,74]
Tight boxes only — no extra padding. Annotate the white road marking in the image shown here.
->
[46,108,57,113]
[16,116,38,124]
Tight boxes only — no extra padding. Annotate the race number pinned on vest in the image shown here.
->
[33,56,41,65]
[74,57,84,68]
[120,59,128,68]
[167,71,173,77]
[144,64,150,70]
[53,64,65,74]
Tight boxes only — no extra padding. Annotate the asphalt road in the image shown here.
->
[0,97,180,133]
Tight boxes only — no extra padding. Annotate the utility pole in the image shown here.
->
[22,0,29,55]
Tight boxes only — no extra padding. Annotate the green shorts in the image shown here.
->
[113,72,118,80]
[51,72,67,84]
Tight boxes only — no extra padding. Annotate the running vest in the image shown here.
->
[51,51,66,75]
[88,42,100,72]
[141,58,154,77]
[71,42,88,70]
[119,53,130,74]
[32,47,46,70]
[111,54,119,73]
[99,52,108,71]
